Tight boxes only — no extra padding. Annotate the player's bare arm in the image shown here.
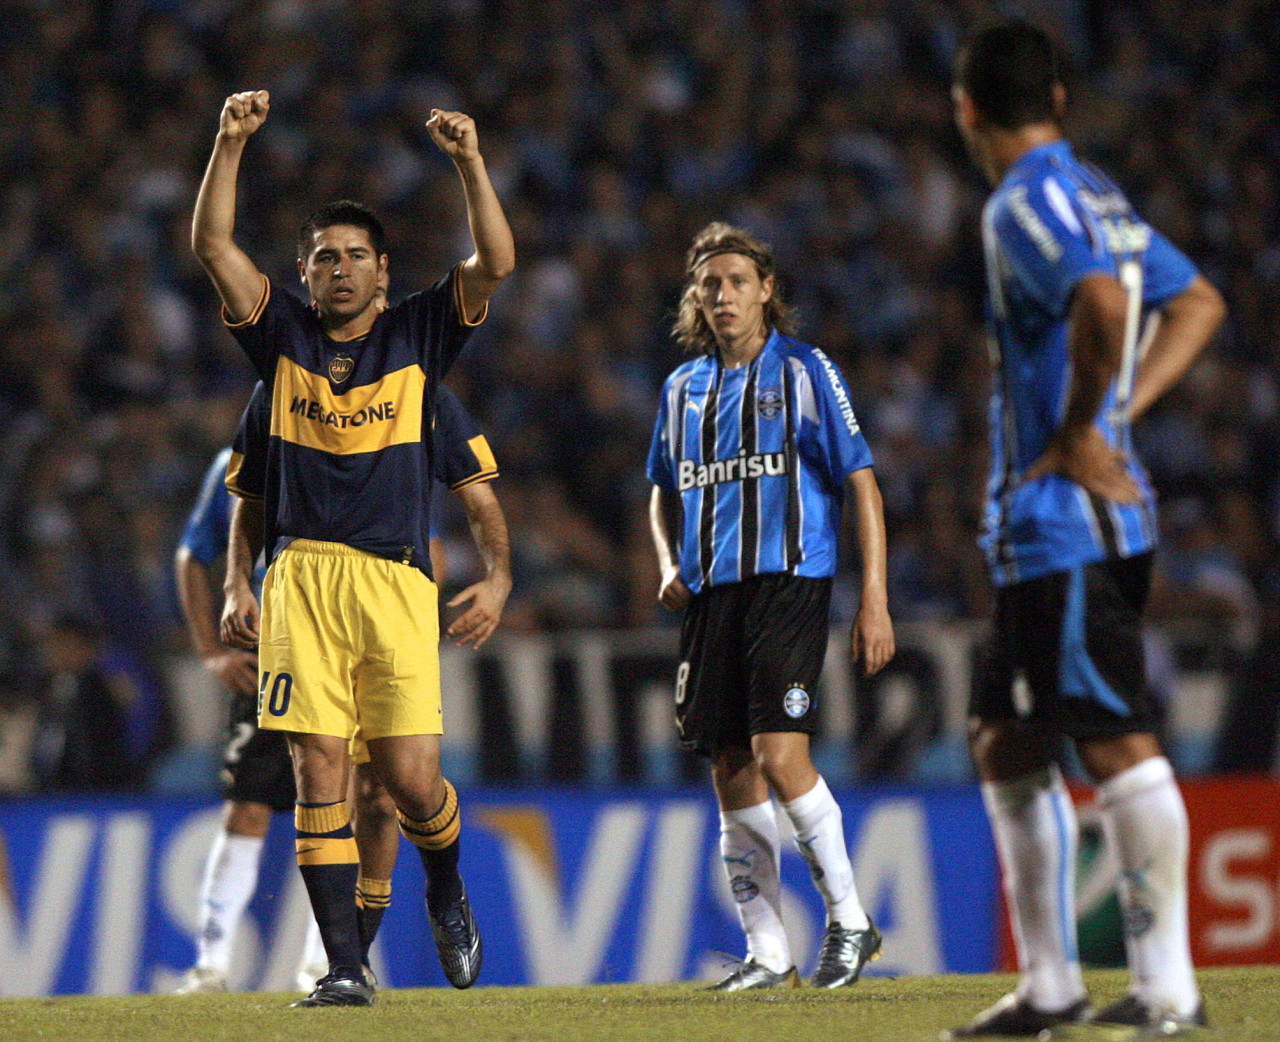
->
[1024,273,1142,503]
[648,485,691,612]
[847,467,895,677]
[192,91,271,324]
[1128,274,1226,420]
[426,109,515,322]
[175,545,257,696]
[221,495,264,650]
[445,481,512,650]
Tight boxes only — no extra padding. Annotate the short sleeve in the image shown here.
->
[646,380,677,490]
[433,385,498,489]
[179,448,233,565]
[991,175,1113,318]
[1142,227,1198,308]
[398,266,480,384]
[226,382,271,500]
[804,351,874,484]
[223,277,300,384]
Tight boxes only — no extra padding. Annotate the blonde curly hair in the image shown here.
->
[672,221,797,356]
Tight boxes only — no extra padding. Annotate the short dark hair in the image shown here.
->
[297,200,386,262]
[955,19,1064,130]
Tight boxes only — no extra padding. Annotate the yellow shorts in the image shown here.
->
[257,539,442,740]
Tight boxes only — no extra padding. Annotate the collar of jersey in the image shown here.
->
[1005,139,1074,186]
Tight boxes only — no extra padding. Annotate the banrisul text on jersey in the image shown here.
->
[647,331,873,596]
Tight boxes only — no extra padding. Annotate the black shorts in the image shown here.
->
[220,692,296,811]
[675,573,831,756]
[971,553,1157,740]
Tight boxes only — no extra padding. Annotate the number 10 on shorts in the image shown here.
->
[259,670,293,717]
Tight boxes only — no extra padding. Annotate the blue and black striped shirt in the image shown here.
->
[980,140,1198,585]
[647,331,874,596]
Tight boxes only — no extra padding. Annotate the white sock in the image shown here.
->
[781,776,868,930]
[720,801,791,972]
[195,831,264,974]
[982,766,1086,1011]
[1097,756,1199,1017]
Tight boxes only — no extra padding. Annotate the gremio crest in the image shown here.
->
[328,353,355,384]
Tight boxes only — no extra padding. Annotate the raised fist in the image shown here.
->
[426,109,479,162]
[219,90,270,142]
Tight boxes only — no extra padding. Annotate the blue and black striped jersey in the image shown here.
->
[223,269,482,578]
[180,447,235,568]
[981,140,1198,585]
[647,331,874,596]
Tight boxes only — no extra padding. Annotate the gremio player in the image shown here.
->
[173,443,327,993]
[945,20,1226,1039]
[191,91,514,1007]
[647,222,895,991]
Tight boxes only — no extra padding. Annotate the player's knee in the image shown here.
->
[1076,731,1162,782]
[751,743,807,791]
[223,800,272,837]
[968,718,1054,781]
[356,784,398,833]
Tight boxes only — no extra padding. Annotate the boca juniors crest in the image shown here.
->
[329,352,355,384]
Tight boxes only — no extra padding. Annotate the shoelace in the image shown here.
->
[816,927,855,970]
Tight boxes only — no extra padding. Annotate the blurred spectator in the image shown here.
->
[30,613,167,792]
[0,1,1276,787]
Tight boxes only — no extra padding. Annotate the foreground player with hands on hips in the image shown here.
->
[944,20,1225,1040]
[191,89,513,1007]
[648,222,894,992]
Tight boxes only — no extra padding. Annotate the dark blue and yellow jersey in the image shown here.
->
[227,381,497,537]
[223,270,483,577]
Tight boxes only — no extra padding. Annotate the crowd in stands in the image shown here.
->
[0,0,1276,790]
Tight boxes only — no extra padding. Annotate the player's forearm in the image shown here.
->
[848,468,889,611]
[648,486,679,574]
[456,155,516,285]
[463,491,512,590]
[1129,275,1225,420]
[225,497,264,594]
[175,549,223,657]
[1061,274,1128,435]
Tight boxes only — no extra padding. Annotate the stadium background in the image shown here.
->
[0,0,1278,995]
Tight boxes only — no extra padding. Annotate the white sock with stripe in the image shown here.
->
[982,766,1086,1011]
[195,830,264,975]
[781,776,869,929]
[719,800,791,973]
[1097,756,1200,1017]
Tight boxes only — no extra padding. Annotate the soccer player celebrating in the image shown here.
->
[220,379,513,982]
[191,90,513,1006]
[945,20,1225,1038]
[647,222,895,991]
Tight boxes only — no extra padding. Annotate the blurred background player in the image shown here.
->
[647,222,894,991]
[946,19,1226,1039]
[221,377,512,985]
[173,437,325,993]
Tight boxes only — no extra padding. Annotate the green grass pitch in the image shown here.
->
[4,967,1278,1042]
